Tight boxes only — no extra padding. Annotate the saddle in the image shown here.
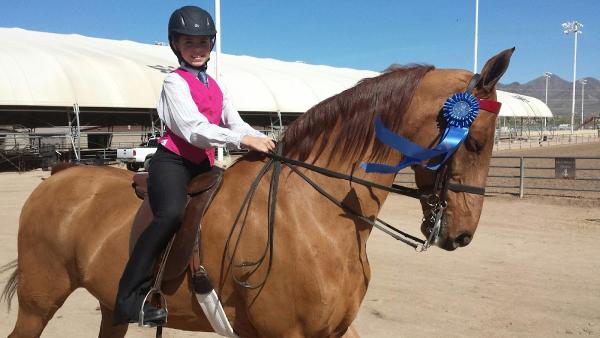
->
[129,167,224,282]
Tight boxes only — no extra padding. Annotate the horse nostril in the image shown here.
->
[454,233,472,247]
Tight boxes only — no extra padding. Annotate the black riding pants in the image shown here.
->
[113,145,210,325]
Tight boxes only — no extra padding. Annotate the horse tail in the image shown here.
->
[0,259,18,311]
[51,162,79,175]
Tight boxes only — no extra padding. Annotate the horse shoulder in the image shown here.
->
[200,158,370,336]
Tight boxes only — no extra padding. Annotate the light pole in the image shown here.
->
[214,0,223,163]
[214,0,221,82]
[580,79,587,127]
[473,0,479,73]
[562,21,583,134]
[544,72,552,105]
[544,72,552,130]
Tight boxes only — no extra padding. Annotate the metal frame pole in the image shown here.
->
[473,0,479,73]
[544,72,551,130]
[545,76,549,105]
[214,0,223,163]
[214,0,221,82]
[570,31,578,134]
[519,157,524,198]
[277,111,283,140]
[562,21,583,135]
[67,104,80,161]
[150,110,156,137]
[74,103,81,160]
[67,109,71,152]
[579,79,587,129]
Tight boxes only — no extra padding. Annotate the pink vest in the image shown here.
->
[158,68,223,165]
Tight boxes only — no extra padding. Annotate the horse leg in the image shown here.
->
[340,324,360,338]
[98,303,128,338]
[8,263,75,338]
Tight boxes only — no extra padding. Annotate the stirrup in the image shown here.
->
[139,288,168,327]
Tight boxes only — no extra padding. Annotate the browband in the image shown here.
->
[478,99,501,114]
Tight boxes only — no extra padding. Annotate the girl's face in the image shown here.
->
[174,35,212,67]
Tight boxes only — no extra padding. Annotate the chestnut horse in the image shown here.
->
[2,48,513,337]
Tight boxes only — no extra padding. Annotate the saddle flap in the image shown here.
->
[163,168,223,280]
[128,167,224,282]
[187,167,224,195]
[129,198,153,255]
[132,173,149,199]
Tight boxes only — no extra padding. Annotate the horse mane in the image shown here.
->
[282,64,434,164]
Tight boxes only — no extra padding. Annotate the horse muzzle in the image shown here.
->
[438,231,472,251]
[420,214,472,251]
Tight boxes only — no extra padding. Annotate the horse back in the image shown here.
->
[18,165,139,287]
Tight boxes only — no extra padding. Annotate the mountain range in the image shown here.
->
[498,76,600,121]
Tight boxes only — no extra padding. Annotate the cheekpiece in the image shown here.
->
[442,92,480,128]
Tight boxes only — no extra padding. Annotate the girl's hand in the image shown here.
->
[240,135,276,153]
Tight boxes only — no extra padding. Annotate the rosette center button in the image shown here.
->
[453,101,470,117]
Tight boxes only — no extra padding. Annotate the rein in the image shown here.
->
[266,150,425,248]
[223,146,427,291]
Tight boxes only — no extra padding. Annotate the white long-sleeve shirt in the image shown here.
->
[157,66,265,149]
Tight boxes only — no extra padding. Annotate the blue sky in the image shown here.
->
[1,0,598,84]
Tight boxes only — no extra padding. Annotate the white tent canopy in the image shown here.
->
[0,28,552,119]
[0,28,377,113]
[497,90,553,118]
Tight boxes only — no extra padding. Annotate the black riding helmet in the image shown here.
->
[168,6,217,64]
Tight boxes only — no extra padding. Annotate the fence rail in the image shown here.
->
[395,156,600,199]
[493,132,600,152]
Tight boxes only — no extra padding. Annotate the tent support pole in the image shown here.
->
[150,110,156,137]
[74,103,81,160]
[67,103,81,161]
[67,105,79,161]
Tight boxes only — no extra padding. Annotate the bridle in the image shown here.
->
[225,73,501,290]
[416,73,501,249]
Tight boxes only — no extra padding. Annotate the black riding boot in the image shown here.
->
[112,147,210,326]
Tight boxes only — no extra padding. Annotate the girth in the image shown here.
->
[129,167,224,282]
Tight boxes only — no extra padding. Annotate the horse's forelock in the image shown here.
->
[282,64,434,164]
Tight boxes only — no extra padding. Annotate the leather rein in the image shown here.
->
[225,74,500,289]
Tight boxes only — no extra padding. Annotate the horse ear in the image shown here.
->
[476,47,515,95]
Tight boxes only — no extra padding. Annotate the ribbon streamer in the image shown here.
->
[361,92,480,174]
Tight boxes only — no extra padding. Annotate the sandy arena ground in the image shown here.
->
[1,145,599,337]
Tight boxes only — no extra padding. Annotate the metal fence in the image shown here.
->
[486,156,600,198]
[395,156,600,199]
[0,146,119,172]
[493,132,600,152]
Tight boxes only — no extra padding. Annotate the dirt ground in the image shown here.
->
[1,145,600,337]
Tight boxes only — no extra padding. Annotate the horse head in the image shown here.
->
[407,48,514,250]
[282,48,513,252]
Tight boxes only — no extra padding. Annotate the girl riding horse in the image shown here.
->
[113,5,275,326]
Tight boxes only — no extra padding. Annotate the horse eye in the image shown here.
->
[465,135,484,153]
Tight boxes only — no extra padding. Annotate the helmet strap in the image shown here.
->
[181,60,209,72]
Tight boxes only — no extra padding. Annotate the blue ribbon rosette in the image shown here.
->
[361,92,480,173]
